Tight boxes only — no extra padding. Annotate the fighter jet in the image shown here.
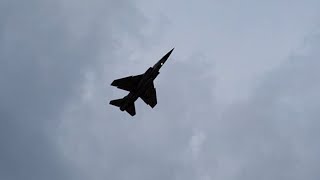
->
[109,48,174,116]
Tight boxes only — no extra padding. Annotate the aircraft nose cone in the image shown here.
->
[161,48,174,63]
[167,48,174,57]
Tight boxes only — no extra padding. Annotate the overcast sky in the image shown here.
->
[1,0,320,180]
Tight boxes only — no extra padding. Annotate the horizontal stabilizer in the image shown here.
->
[110,98,124,107]
[110,98,136,116]
[125,102,136,116]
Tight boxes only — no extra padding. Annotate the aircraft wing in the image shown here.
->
[140,83,157,108]
[111,74,143,91]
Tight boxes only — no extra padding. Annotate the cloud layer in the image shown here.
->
[1,0,320,180]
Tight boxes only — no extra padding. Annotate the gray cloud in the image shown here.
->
[57,49,217,180]
[194,33,320,180]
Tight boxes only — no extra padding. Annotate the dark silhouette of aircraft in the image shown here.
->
[110,48,174,116]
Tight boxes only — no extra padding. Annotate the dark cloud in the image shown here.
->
[0,0,146,179]
[57,51,216,180]
[1,0,320,179]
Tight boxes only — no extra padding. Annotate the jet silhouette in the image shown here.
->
[110,48,174,116]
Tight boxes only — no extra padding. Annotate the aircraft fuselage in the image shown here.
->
[120,67,159,111]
